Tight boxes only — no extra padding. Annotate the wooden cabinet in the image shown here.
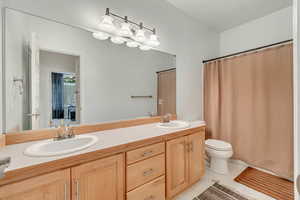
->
[127,154,165,191]
[126,142,165,165]
[127,176,165,200]
[166,136,189,198]
[126,143,166,200]
[0,169,70,200]
[188,132,205,184]
[166,132,205,198]
[0,154,125,200]
[71,154,124,200]
[0,127,206,200]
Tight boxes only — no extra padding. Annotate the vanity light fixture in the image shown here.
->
[146,29,160,47]
[111,36,126,44]
[92,32,109,40]
[134,23,146,43]
[93,8,160,50]
[118,16,133,38]
[126,41,139,48]
[139,45,152,51]
[98,12,116,34]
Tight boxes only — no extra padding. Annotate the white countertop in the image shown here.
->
[0,121,205,172]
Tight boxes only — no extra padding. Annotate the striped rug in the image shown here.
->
[235,167,294,200]
[193,183,250,200]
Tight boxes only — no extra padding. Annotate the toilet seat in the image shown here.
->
[205,139,232,151]
[205,139,233,174]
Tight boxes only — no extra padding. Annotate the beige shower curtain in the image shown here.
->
[204,43,293,179]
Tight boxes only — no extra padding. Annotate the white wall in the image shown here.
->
[220,6,293,56]
[4,9,30,132]
[1,0,220,124]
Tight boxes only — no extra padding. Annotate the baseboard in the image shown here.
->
[228,159,292,181]
[228,159,248,166]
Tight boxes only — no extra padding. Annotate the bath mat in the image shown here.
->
[235,167,294,200]
[193,182,250,200]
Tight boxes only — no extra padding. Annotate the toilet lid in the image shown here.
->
[205,139,232,151]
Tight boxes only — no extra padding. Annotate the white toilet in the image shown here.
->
[205,139,233,174]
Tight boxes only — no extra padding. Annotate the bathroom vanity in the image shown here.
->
[0,8,205,199]
[0,120,206,200]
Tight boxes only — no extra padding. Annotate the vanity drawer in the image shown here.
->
[126,142,165,164]
[127,154,165,191]
[127,176,165,200]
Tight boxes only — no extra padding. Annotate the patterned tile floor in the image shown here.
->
[175,161,275,200]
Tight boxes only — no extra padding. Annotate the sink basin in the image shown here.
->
[24,135,98,157]
[157,120,190,129]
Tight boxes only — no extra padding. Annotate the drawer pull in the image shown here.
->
[76,180,80,200]
[141,150,153,157]
[64,183,68,200]
[180,141,191,152]
[190,142,194,152]
[185,142,190,152]
[144,195,155,200]
[143,168,154,176]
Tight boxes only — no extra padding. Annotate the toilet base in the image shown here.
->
[210,157,229,174]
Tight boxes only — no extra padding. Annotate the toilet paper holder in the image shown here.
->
[0,157,11,178]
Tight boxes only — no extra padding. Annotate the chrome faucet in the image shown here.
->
[161,113,172,123]
[54,120,75,141]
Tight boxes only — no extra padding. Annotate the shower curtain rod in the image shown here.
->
[203,39,293,64]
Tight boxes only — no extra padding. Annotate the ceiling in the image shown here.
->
[165,0,292,31]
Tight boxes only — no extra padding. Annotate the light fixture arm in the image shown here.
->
[105,8,110,16]
[153,28,156,34]
[105,8,155,34]
[94,8,160,49]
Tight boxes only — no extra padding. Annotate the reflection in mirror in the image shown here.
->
[4,8,176,133]
[40,50,80,128]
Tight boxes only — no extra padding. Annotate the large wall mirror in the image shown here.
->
[3,8,176,133]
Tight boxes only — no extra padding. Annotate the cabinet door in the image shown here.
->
[188,132,205,184]
[71,154,124,200]
[166,136,189,198]
[0,169,70,200]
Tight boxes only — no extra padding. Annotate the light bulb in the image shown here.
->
[92,32,110,40]
[146,34,160,47]
[139,45,152,51]
[118,22,133,37]
[134,29,146,43]
[111,36,125,44]
[126,41,139,48]
[98,15,116,34]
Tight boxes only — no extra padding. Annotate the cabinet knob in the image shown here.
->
[75,180,80,200]
[141,150,153,157]
[143,168,154,176]
[190,142,194,152]
[144,195,155,200]
[64,183,68,200]
[186,143,190,152]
